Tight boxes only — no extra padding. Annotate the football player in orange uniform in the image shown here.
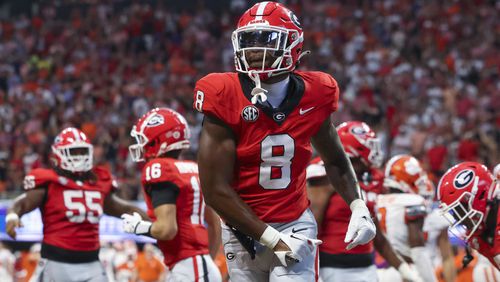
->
[121,108,222,281]
[377,155,439,282]
[194,2,375,280]
[307,121,421,282]
[6,128,147,282]
[438,162,500,270]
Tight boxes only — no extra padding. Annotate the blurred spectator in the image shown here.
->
[134,243,165,282]
[0,0,498,198]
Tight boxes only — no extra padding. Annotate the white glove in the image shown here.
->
[274,233,322,267]
[121,212,152,236]
[495,254,500,269]
[344,199,376,250]
[398,262,424,282]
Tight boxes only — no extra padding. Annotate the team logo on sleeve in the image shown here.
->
[453,169,475,189]
[241,105,259,122]
[146,114,165,127]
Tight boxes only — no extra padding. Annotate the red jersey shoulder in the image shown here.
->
[93,166,118,191]
[295,71,339,112]
[142,158,184,186]
[24,168,58,190]
[193,72,239,119]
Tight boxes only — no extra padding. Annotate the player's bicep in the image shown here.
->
[198,116,236,197]
[153,204,177,226]
[311,118,346,164]
[10,188,47,215]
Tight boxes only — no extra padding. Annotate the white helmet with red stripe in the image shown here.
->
[51,127,93,172]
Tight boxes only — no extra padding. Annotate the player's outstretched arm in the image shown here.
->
[373,217,422,282]
[205,206,221,259]
[198,116,267,240]
[311,119,376,249]
[104,192,149,220]
[437,228,457,282]
[408,217,438,282]
[121,184,178,240]
[7,189,46,239]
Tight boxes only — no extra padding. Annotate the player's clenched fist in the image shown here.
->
[121,212,152,235]
[5,213,22,239]
[344,199,376,250]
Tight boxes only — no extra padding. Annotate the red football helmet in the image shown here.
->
[384,154,434,198]
[51,127,93,172]
[438,162,498,240]
[129,108,190,162]
[232,1,304,80]
[336,121,383,168]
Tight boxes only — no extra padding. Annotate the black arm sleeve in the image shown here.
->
[146,182,180,208]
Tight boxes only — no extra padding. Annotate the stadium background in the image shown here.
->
[0,0,498,281]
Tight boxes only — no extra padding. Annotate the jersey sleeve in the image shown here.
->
[193,73,230,122]
[94,166,117,195]
[322,73,340,113]
[23,168,57,190]
[142,159,183,187]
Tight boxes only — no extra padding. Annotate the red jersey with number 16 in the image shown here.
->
[194,71,339,223]
[24,167,115,252]
[141,158,209,268]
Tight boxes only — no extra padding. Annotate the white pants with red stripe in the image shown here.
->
[320,265,377,282]
[473,254,500,282]
[222,209,319,281]
[167,254,221,282]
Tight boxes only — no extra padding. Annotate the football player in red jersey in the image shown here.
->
[306,121,421,282]
[193,2,376,281]
[5,127,147,282]
[438,162,500,270]
[121,108,222,281]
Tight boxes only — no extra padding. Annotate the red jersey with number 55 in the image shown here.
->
[24,167,115,252]
[194,71,339,223]
[141,158,209,268]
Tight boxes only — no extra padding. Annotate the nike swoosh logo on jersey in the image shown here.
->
[299,107,315,115]
[291,227,308,233]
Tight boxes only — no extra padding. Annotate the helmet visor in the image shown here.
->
[237,30,286,50]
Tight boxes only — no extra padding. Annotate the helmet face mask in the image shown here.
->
[440,181,483,241]
[52,128,93,173]
[438,162,497,241]
[232,2,304,80]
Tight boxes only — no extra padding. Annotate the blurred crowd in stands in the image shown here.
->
[0,0,498,198]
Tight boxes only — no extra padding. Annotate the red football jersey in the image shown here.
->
[194,71,339,223]
[306,157,382,254]
[467,207,500,270]
[24,167,115,252]
[141,158,209,268]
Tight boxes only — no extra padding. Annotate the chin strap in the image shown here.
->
[248,71,268,105]
[298,50,311,62]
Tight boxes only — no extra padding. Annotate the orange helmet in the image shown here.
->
[384,154,434,198]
